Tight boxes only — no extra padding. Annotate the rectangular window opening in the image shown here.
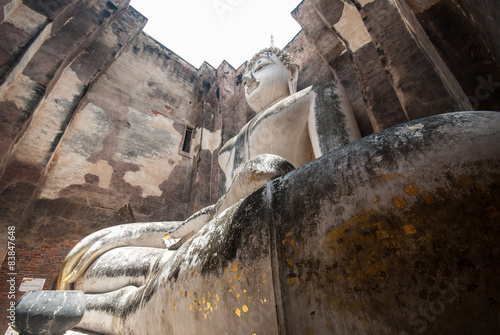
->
[181,126,193,154]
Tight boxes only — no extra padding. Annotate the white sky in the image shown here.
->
[129,0,303,69]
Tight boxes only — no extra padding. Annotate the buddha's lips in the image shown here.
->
[246,81,259,95]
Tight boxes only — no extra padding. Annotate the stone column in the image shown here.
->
[355,0,472,118]
[293,0,408,134]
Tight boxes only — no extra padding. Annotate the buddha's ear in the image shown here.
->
[288,64,299,95]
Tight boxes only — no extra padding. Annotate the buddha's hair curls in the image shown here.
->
[247,47,297,69]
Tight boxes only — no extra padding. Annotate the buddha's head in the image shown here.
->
[243,47,299,113]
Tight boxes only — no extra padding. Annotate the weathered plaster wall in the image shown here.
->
[0,0,146,250]
[21,32,202,243]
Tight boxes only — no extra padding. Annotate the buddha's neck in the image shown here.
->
[259,94,291,113]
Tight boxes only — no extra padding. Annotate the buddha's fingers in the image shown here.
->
[57,246,90,290]
[57,229,112,289]
[64,236,119,284]
[59,221,185,287]
[65,224,174,283]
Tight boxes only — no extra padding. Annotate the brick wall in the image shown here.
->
[0,241,76,331]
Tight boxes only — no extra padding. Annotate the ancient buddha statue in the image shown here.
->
[56,47,362,334]
[218,47,361,193]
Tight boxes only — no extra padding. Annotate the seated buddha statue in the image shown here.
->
[56,47,361,334]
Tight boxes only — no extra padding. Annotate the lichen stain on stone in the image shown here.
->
[195,189,271,278]
[39,103,115,197]
[313,80,350,154]
[16,76,46,113]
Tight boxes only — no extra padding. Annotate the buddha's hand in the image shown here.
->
[162,204,216,248]
[58,221,181,289]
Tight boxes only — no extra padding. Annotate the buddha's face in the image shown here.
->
[243,52,297,113]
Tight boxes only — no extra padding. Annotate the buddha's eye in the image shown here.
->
[254,63,266,72]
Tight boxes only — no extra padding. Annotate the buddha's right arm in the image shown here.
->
[57,221,182,290]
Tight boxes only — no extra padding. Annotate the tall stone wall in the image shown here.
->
[20,32,201,241]
[0,0,498,331]
[184,60,256,215]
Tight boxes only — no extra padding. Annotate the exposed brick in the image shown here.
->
[0,240,76,330]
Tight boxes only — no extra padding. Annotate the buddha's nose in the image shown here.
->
[243,71,256,86]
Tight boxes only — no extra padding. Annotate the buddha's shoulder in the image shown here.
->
[219,80,341,157]
[263,80,341,115]
[254,80,339,122]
